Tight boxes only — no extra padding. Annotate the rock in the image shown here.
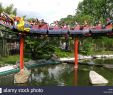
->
[14,67,31,83]
[103,64,113,69]
[87,60,95,65]
[78,54,84,60]
[89,71,108,85]
[62,63,67,64]
[51,54,58,61]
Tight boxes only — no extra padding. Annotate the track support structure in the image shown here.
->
[74,37,79,69]
[20,34,24,70]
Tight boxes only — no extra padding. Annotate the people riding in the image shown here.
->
[74,21,80,30]
[105,18,113,29]
[0,12,113,32]
[95,20,102,29]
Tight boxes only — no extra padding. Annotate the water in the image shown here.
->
[1,58,113,86]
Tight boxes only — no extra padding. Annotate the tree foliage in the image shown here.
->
[25,36,56,59]
[59,0,113,25]
[0,3,17,15]
[59,0,113,55]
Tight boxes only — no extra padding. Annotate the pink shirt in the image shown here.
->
[83,26,89,30]
[95,25,102,29]
[62,25,69,30]
[53,25,60,30]
[74,25,80,30]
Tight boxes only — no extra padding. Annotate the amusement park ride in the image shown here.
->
[0,12,113,71]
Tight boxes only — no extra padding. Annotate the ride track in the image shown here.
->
[0,14,113,71]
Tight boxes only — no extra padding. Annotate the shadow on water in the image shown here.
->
[0,58,113,86]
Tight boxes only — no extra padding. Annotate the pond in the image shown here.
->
[0,58,113,86]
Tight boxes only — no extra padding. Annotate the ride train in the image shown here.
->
[1,23,112,37]
[0,12,113,37]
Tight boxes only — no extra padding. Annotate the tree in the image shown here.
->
[60,0,113,25]
[0,3,17,16]
[0,3,17,57]
[0,3,3,13]
[77,0,113,21]
[60,15,75,26]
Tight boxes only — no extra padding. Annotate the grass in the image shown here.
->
[54,47,113,58]
[55,48,74,57]
[0,55,29,65]
[92,51,113,55]
[0,50,113,66]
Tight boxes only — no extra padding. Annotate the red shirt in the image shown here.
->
[32,25,39,29]
[40,24,48,29]
[106,24,112,29]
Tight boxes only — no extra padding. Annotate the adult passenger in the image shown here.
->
[53,21,60,30]
[74,21,80,30]
[106,18,113,29]
[95,21,102,29]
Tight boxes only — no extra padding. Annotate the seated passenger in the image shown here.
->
[14,17,18,26]
[40,23,48,29]
[32,25,39,29]
[90,24,95,29]
[0,12,14,25]
[83,26,90,30]
[53,21,60,30]
[83,21,90,30]
[39,19,48,29]
[95,21,102,29]
[29,20,34,26]
[24,20,32,28]
[106,18,113,29]
[74,22,80,30]
[62,24,70,30]
[53,25,60,30]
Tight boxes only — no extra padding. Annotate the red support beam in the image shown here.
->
[74,37,79,69]
[20,34,24,70]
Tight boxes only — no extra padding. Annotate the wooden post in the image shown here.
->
[20,34,24,70]
[74,37,78,69]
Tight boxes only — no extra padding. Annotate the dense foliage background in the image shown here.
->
[60,0,113,25]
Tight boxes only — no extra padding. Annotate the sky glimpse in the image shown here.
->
[0,0,83,23]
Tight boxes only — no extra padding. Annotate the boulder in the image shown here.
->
[89,71,108,85]
[14,67,31,83]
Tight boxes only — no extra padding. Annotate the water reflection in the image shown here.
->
[73,69,78,86]
[88,60,95,70]
[30,64,73,86]
[0,58,113,86]
[0,74,14,86]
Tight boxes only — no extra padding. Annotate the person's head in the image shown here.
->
[36,19,39,23]
[40,19,44,23]
[54,20,58,24]
[16,16,21,22]
[106,18,112,24]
